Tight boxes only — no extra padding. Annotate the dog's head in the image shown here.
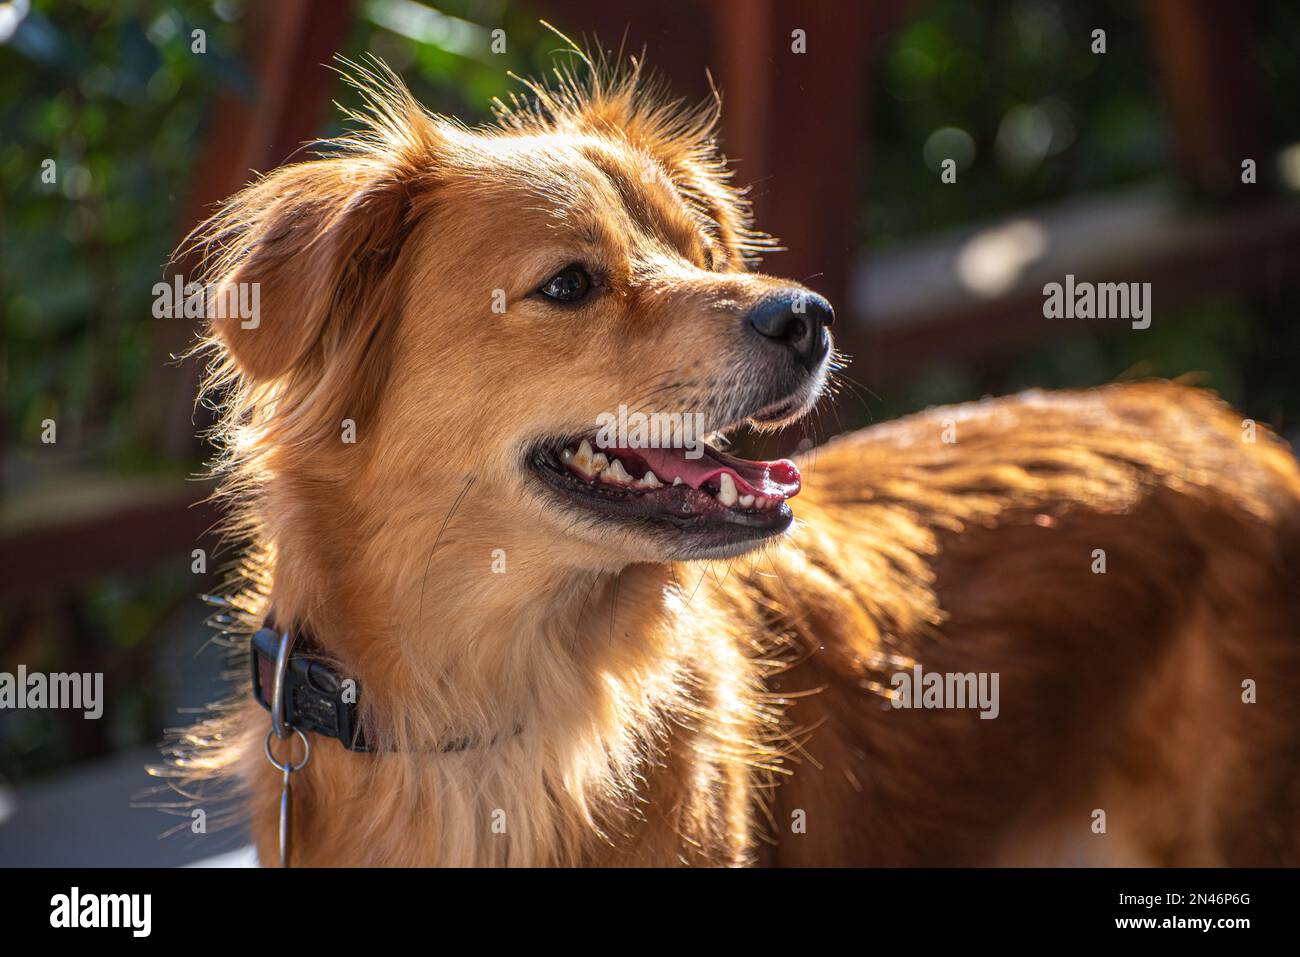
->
[196,56,835,570]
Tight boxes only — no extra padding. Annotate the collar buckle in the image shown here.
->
[250,625,370,752]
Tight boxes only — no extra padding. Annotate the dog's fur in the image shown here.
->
[167,55,1300,866]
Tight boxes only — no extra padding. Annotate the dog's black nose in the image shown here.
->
[747,290,834,369]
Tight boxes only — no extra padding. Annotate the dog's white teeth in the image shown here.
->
[602,458,633,484]
[559,443,783,510]
[704,431,730,451]
[561,444,673,492]
[718,472,739,507]
[558,440,783,512]
[572,440,595,475]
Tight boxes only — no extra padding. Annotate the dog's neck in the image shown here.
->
[272,537,652,743]
[246,479,767,864]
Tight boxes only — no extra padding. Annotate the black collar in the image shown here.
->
[251,620,515,753]
[251,622,373,751]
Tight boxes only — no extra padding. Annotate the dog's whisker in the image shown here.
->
[417,475,476,640]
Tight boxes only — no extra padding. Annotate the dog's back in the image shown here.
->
[716,382,1300,864]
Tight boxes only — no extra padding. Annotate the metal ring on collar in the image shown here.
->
[264,727,311,773]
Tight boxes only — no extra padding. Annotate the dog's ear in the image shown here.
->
[195,159,418,383]
[190,64,439,382]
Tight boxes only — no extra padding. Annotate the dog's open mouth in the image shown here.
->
[528,429,801,548]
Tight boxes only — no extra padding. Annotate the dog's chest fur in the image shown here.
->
[240,572,768,866]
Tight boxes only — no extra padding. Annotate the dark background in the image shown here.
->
[3,0,1299,864]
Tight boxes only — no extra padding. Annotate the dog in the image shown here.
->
[165,52,1300,866]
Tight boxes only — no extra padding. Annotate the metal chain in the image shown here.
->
[262,630,311,867]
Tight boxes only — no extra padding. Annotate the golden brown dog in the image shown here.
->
[167,54,1300,866]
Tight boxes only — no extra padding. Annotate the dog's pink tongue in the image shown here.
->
[634,446,801,500]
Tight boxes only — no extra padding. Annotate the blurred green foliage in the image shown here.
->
[870,0,1168,242]
[862,0,1300,429]
[2,0,244,464]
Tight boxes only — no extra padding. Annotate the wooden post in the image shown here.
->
[1147,0,1263,195]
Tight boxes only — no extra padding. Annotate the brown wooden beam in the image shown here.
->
[864,200,1300,382]
[0,493,223,598]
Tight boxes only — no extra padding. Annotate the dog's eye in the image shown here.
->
[538,265,592,303]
